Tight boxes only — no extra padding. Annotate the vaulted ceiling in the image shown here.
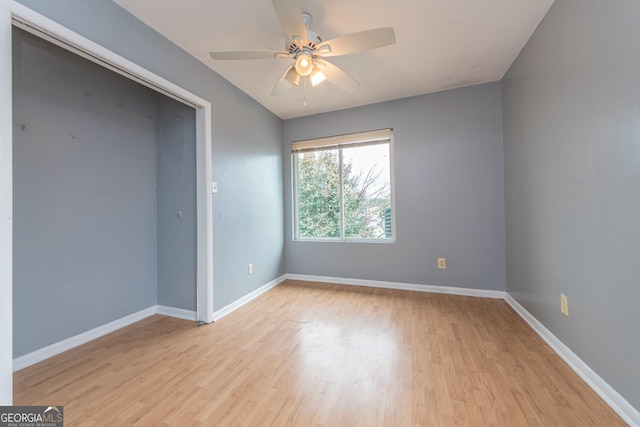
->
[114,0,555,119]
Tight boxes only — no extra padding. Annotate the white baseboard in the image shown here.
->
[12,275,288,372]
[13,306,157,372]
[285,273,506,299]
[212,274,287,321]
[157,305,197,321]
[287,274,639,425]
[14,275,636,426]
[505,294,640,427]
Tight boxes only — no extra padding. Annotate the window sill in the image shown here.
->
[293,237,396,244]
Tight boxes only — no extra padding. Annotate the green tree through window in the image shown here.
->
[293,130,393,241]
[297,150,341,238]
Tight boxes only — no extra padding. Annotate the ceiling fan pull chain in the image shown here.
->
[303,78,308,107]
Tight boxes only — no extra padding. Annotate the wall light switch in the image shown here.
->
[437,258,447,270]
[212,181,218,193]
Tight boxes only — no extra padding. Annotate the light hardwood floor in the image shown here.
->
[14,280,626,426]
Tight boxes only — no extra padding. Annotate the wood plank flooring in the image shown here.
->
[14,280,626,426]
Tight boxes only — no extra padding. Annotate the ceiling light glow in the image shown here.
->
[310,67,326,87]
[295,53,314,76]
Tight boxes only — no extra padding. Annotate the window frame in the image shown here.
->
[291,129,396,243]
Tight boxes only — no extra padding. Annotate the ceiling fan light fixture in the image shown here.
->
[284,67,301,86]
[209,3,397,100]
[310,67,326,87]
[295,53,314,76]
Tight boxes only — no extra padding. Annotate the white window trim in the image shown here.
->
[292,129,396,243]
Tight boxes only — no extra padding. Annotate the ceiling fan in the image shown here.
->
[209,0,396,98]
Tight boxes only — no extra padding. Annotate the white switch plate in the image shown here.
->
[212,181,218,193]
[248,263,253,275]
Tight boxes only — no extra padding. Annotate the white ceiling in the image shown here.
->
[114,0,555,120]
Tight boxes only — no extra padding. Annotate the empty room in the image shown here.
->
[1,0,638,426]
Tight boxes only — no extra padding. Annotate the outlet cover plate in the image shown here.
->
[560,293,569,316]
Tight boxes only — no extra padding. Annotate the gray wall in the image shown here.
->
[15,0,285,314]
[156,97,197,310]
[12,0,285,358]
[13,29,159,356]
[502,0,640,410]
[283,83,506,291]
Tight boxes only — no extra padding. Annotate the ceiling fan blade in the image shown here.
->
[272,65,299,96]
[210,50,289,60]
[316,27,396,57]
[317,60,360,93]
[271,0,307,43]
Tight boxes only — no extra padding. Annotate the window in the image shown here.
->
[292,129,394,241]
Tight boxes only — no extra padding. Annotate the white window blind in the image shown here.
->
[291,128,392,153]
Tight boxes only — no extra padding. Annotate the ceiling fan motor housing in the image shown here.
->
[286,28,322,55]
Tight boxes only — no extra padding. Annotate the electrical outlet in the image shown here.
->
[437,258,446,270]
[560,293,569,316]
[248,263,253,275]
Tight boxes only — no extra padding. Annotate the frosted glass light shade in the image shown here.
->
[310,67,326,86]
[295,53,313,76]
